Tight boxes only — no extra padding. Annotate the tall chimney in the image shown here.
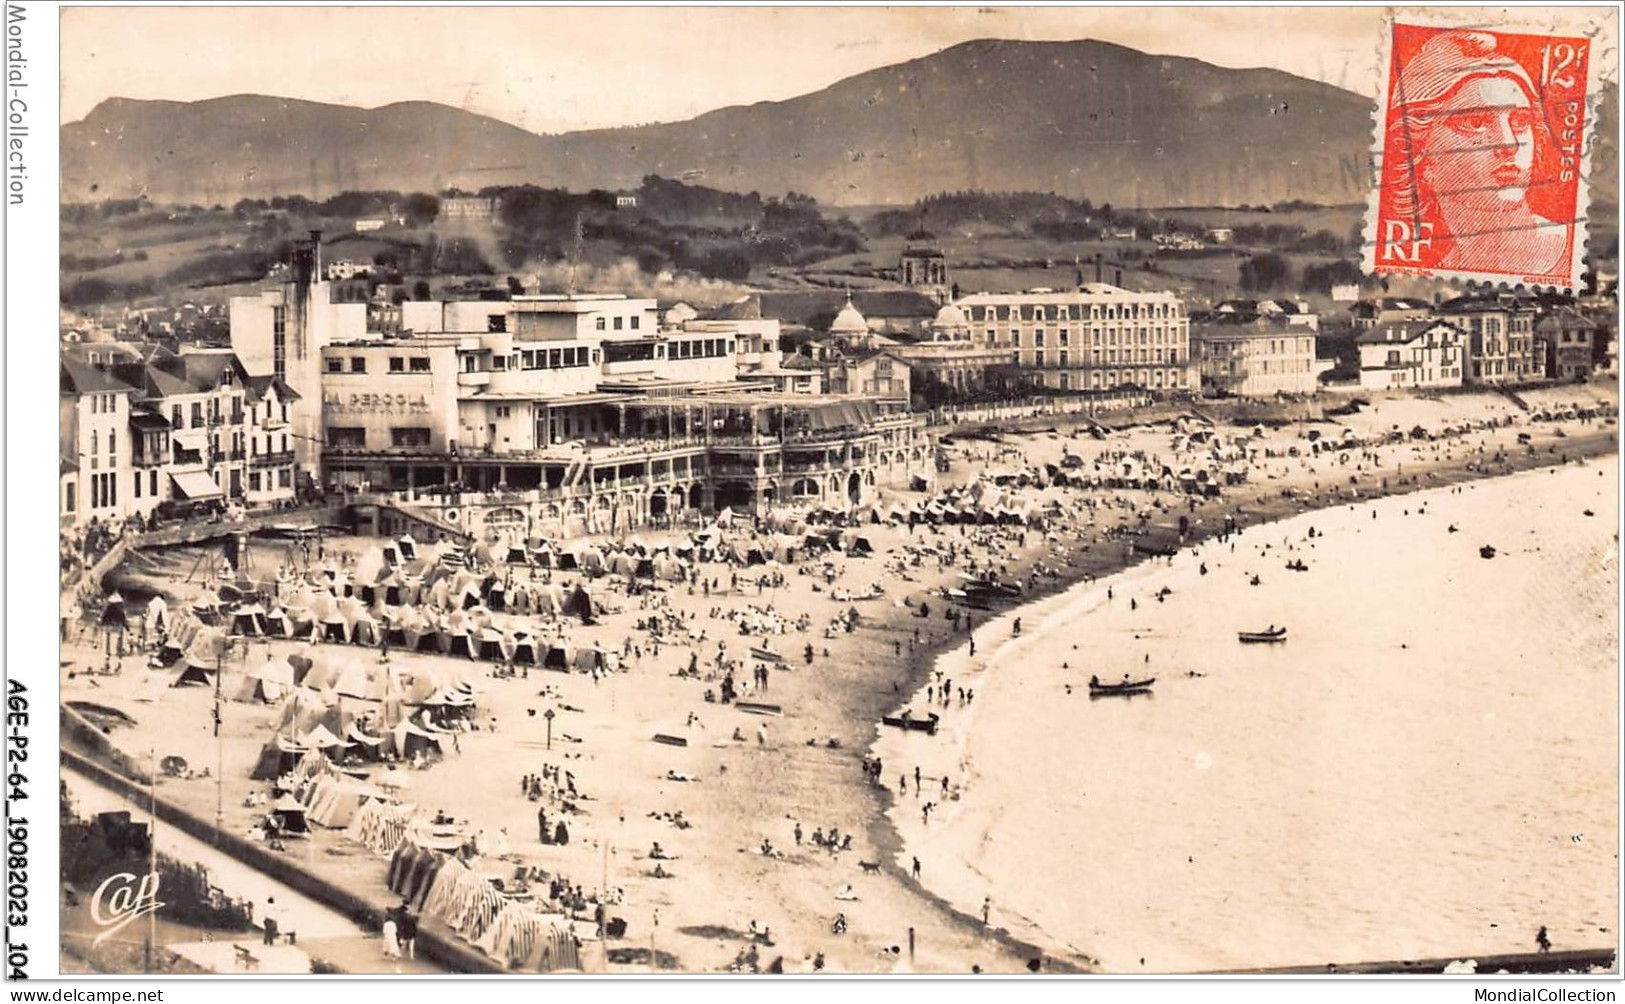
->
[1094,255,1103,284]
[309,230,323,279]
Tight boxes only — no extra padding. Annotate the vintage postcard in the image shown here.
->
[5,3,1619,992]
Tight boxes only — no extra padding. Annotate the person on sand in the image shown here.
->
[1536,925,1551,954]
[982,895,992,927]
[397,904,417,960]
[381,911,399,959]
[911,857,922,880]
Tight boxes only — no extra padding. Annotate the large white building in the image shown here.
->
[1191,317,1320,397]
[953,284,1194,393]
[1356,321,1465,391]
[316,293,930,533]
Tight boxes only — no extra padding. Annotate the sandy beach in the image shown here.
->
[63,384,1619,974]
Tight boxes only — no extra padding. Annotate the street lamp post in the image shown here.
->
[544,708,554,751]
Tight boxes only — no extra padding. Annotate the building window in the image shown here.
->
[150,470,158,496]
[108,431,116,461]
[249,472,261,492]
[1035,330,1046,347]
[488,315,507,333]
[595,317,606,330]
[279,469,292,488]
[326,358,343,373]
[389,356,405,373]
[108,473,116,507]
[133,472,141,498]
[613,316,624,331]
[327,427,366,449]
[191,402,204,426]
[390,427,431,448]
[410,356,431,372]
[351,357,367,373]
[272,305,287,381]
[65,482,75,513]
[630,316,640,330]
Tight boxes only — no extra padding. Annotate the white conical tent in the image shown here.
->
[335,660,388,701]
[352,546,390,587]
[145,596,169,635]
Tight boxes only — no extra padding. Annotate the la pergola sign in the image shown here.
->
[324,391,431,414]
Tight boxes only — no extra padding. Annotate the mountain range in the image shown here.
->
[59,38,1596,211]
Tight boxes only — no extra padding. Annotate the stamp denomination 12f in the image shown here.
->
[1366,20,1599,288]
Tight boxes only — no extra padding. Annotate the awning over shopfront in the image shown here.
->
[170,470,223,500]
[797,400,879,430]
[171,429,209,452]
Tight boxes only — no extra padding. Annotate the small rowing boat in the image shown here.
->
[1088,677,1155,697]
[881,712,940,735]
[1238,627,1287,643]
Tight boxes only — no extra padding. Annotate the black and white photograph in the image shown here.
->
[11,2,1622,990]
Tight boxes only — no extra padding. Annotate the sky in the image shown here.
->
[61,5,1391,129]
[60,6,1617,131]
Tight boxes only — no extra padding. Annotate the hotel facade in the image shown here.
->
[953,284,1195,393]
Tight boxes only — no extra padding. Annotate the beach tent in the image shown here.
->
[575,546,605,575]
[145,596,169,636]
[339,596,380,646]
[301,655,343,692]
[311,593,349,644]
[353,547,388,588]
[270,795,310,835]
[276,686,332,734]
[305,777,383,827]
[508,630,540,665]
[389,719,444,761]
[397,535,418,562]
[840,531,873,555]
[249,737,309,781]
[542,643,573,671]
[229,604,268,637]
[261,608,296,639]
[303,724,354,760]
[475,627,510,662]
[563,585,599,624]
[335,660,388,702]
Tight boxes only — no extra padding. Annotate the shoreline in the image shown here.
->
[863,423,1619,973]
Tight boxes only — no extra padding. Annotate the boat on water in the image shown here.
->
[1088,676,1156,697]
[1238,626,1288,643]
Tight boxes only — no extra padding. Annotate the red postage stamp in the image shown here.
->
[1365,16,1606,289]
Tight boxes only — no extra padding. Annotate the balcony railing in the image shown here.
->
[250,450,297,466]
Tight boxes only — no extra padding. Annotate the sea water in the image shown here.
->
[886,458,1619,972]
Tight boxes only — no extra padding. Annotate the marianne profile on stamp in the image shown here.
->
[1379,28,1585,281]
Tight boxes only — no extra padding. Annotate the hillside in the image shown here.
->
[63,38,1375,208]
